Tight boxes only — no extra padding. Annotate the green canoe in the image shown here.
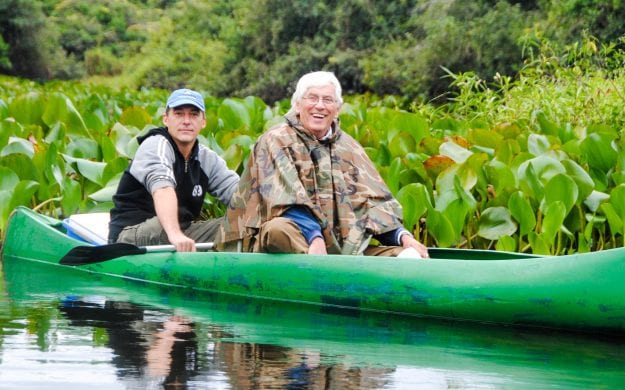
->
[2,206,625,334]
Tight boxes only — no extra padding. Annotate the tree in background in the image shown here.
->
[0,0,56,79]
[221,0,422,102]
[2,0,625,103]
[542,0,625,44]
[361,1,534,103]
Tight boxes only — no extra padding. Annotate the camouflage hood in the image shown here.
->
[215,112,405,255]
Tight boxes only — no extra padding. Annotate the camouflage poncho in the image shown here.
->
[215,113,406,255]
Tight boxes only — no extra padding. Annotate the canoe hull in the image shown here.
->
[3,206,625,333]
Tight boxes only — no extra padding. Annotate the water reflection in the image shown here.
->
[217,342,392,389]
[53,296,392,389]
[2,257,625,389]
[60,297,199,387]
[56,295,391,389]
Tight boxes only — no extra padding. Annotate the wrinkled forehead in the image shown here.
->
[303,84,337,96]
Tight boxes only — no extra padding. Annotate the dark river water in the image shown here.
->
[1,256,625,389]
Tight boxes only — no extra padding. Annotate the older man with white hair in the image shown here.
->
[217,72,428,258]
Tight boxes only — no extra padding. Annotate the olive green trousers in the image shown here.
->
[116,216,223,246]
[254,217,404,257]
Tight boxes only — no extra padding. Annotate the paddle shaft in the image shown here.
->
[145,242,214,252]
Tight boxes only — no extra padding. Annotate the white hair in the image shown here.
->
[287,71,343,116]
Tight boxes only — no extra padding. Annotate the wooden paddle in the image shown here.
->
[59,242,214,266]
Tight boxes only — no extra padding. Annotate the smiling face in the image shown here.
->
[162,105,206,157]
[295,85,340,139]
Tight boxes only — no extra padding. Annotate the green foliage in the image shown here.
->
[3,32,625,256]
[6,0,625,104]
[139,38,228,92]
[542,0,625,44]
[84,48,123,76]
[0,35,10,69]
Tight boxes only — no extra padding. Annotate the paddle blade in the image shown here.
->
[60,243,147,266]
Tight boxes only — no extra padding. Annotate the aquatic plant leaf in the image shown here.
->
[0,190,11,233]
[41,143,65,187]
[477,206,517,240]
[367,107,397,142]
[601,185,625,236]
[467,127,503,150]
[42,92,90,137]
[99,133,118,163]
[440,140,472,164]
[601,203,623,235]
[453,174,477,211]
[435,162,478,207]
[101,157,128,185]
[0,166,19,190]
[221,144,243,172]
[518,156,566,200]
[66,138,100,159]
[363,146,379,164]
[508,191,536,236]
[518,156,566,186]
[443,198,471,242]
[0,98,7,119]
[495,235,517,252]
[527,133,550,156]
[397,183,431,232]
[580,132,617,173]
[119,106,152,130]
[609,185,625,217]
[561,159,594,200]
[389,132,416,159]
[0,153,37,181]
[89,181,119,202]
[218,98,251,132]
[431,117,462,133]
[9,180,39,209]
[44,122,65,145]
[63,155,106,186]
[528,231,551,255]
[423,155,454,179]
[535,111,559,137]
[426,209,457,247]
[357,127,381,148]
[1,137,34,158]
[492,122,522,140]
[541,201,566,243]
[83,107,108,134]
[385,157,402,195]
[583,190,609,213]
[110,122,137,158]
[484,160,516,194]
[8,92,44,126]
[392,111,429,145]
[543,174,578,215]
[0,119,10,149]
[60,176,82,216]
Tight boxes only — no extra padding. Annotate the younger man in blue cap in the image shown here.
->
[108,88,240,251]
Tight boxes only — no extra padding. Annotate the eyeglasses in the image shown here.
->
[302,95,337,106]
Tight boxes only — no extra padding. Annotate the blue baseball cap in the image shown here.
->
[166,88,205,112]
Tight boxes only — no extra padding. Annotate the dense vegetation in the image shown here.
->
[2,0,625,104]
[3,0,625,255]
[2,35,625,256]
